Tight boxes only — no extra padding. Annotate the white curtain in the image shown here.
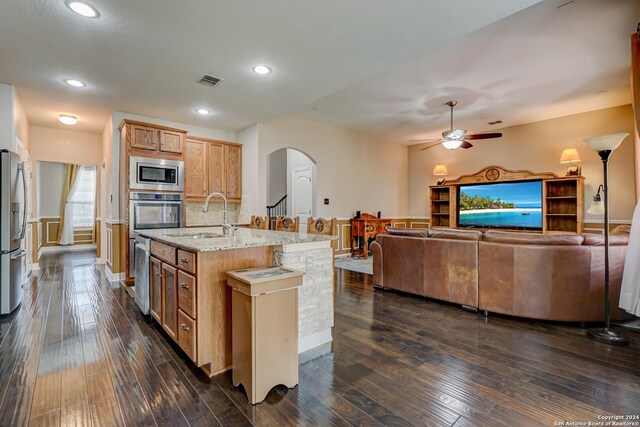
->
[620,201,640,316]
[58,166,85,246]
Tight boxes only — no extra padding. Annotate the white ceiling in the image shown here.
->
[296,0,640,144]
[0,0,637,142]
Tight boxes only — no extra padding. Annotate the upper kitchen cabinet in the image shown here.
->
[184,137,242,202]
[121,120,187,156]
[185,138,208,198]
[225,144,242,200]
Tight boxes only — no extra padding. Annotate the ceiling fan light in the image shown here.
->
[442,139,463,150]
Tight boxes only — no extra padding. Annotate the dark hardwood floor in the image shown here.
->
[1,251,639,426]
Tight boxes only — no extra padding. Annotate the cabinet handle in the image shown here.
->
[180,258,189,263]
[155,273,164,278]
[180,283,189,289]
[180,323,190,332]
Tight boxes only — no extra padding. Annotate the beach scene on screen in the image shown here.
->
[458,181,542,228]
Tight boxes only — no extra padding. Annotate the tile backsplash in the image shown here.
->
[185,201,240,226]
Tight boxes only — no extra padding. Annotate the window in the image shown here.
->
[70,165,96,229]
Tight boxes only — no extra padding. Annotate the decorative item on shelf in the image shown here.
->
[587,185,605,215]
[583,132,630,346]
[560,148,582,176]
[432,164,448,185]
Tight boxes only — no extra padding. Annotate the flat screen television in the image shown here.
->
[457,180,543,230]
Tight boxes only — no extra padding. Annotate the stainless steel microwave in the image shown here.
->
[129,156,184,192]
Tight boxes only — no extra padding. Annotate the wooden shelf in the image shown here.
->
[543,178,583,233]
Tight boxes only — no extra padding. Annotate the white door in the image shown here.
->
[292,166,313,229]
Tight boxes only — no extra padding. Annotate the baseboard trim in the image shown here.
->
[105,265,125,283]
[299,328,332,354]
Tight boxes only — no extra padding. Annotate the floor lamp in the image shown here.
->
[584,132,630,346]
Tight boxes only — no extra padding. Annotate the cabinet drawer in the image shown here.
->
[150,241,176,265]
[178,309,196,362]
[177,249,196,274]
[178,270,197,318]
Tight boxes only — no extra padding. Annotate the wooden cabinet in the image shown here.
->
[130,124,158,151]
[178,309,196,361]
[225,144,242,200]
[124,120,186,155]
[207,142,225,195]
[148,247,199,364]
[429,186,456,228]
[147,239,273,376]
[428,167,584,234]
[178,270,197,318]
[185,139,208,198]
[160,130,183,153]
[150,257,163,322]
[543,177,584,234]
[184,137,243,202]
[162,263,179,340]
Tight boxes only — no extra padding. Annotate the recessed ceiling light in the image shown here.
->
[66,1,99,18]
[64,79,86,87]
[195,108,211,115]
[253,65,272,75]
[59,114,78,125]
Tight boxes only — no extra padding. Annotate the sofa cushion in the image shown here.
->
[386,228,429,238]
[582,231,630,246]
[482,230,584,245]
[428,228,483,241]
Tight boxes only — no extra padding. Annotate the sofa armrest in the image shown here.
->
[371,241,383,287]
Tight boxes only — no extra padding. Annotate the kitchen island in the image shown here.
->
[137,226,336,376]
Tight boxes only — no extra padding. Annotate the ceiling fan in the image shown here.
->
[412,101,502,151]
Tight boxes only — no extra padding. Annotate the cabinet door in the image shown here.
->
[225,144,242,200]
[160,130,183,154]
[150,257,163,322]
[130,124,158,151]
[185,139,208,198]
[207,142,225,195]
[162,263,179,340]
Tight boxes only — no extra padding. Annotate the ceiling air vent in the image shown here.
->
[197,74,223,88]
[488,120,503,126]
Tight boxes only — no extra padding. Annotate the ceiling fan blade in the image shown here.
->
[419,142,443,151]
[464,132,502,140]
[460,141,473,149]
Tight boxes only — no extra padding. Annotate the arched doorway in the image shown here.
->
[266,148,317,229]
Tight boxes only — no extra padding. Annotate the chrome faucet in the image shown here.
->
[202,192,236,235]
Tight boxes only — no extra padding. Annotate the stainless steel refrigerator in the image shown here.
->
[0,149,27,315]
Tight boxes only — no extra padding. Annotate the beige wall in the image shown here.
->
[38,161,66,217]
[408,104,636,222]
[257,115,408,218]
[30,126,102,165]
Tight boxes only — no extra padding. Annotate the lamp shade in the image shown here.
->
[583,133,629,151]
[432,165,448,176]
[587,199,605,215]
[441,139,463,150]
[559,148,581,164]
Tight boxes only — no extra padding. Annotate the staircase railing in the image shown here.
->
[266,195,287,230]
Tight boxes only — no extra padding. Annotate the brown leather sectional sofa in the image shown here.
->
[371,227,631,322]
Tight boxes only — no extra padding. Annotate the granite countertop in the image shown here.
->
[137,226,337,252]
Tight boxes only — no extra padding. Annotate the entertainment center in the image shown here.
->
[429,165,584,233]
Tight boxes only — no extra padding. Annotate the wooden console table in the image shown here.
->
[350,213,391,259]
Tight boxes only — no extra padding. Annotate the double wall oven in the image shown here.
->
[129,156,185,314]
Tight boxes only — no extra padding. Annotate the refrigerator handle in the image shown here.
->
[18,163,27,240]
